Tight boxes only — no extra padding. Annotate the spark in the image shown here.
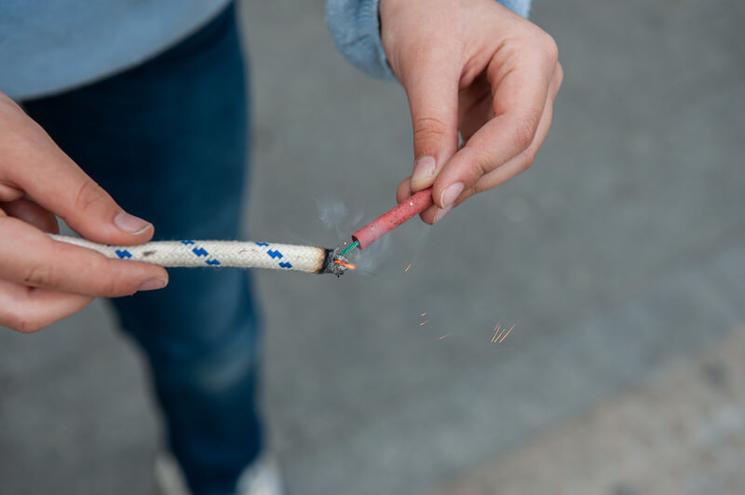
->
[491,325,505,344]
[498,325,514,343]
[334,259,357,270]
[403,263,412,272]
[491,324,515,344]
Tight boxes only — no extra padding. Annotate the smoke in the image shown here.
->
[316,197,362,239]
[354,234,392,274]
[315,196,391,274]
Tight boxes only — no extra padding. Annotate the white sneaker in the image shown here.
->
[235,456,284,495]
[155,452,285,495]
[154,453,191,495]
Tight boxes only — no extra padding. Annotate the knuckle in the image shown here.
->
[521,149,538,171]
[95,271,127,298]
[474,180,492,194]
[109,279,137,298]
[23,263,55,288]
[472,156,490,180]
[555,62,565,87]
[2,122,55,161]
[541,33,560,65]
[511,114,540,150]
[100,281,123,298]
[413,116,450,142]
[73,179,108,214]
[96,263,138,298]
[462,146,492,181]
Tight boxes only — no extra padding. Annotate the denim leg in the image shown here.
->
[24,5,263,494]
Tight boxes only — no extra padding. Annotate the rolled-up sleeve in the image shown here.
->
[325,0,532,80]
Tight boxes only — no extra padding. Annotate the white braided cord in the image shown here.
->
[51,235,328,274]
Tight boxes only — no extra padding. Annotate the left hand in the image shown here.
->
[380,0,563,223]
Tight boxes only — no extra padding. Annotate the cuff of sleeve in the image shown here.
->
[326,0,532,81]
[500,0,531,17]
[325,0,396,80]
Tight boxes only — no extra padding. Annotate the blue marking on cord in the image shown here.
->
[181,242,223,267]
[115,249,132,259]
[257,245,295,270]
[182,240,296,271]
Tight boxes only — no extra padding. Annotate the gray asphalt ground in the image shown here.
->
[2,1,745,494]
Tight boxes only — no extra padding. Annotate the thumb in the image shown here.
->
[9,142,153,246]
[404,60,460,192]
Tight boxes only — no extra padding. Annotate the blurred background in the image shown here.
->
[2,0,745,493]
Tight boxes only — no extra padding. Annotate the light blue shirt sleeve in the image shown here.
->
[325,0,532,80]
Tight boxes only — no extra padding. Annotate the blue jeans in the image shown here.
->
[24,5,263,494]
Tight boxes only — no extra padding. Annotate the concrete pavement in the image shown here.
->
[1,1,744,494]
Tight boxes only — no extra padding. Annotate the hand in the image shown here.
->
[0,93,168,333]
[380,0,563,223]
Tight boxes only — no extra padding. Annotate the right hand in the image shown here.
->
[0,92,168,333]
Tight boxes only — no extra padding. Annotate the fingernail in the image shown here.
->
[115,211,151,235]
[411,156,436,188]
[441,182,464,209]
[433,207,451,224]
[138,278,168,292]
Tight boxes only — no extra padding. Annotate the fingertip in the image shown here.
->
[67,212,155,247]
[419,205,440,225]
[96,214,154,247]
[138,223,155,243]
[435,181,464,210]
[137,264,169,292]
[157,267,169,286]
[396,178,413,204]
[431,167,451,209]
[410,156,437,192]
[431,150,478,209]
[114,211,154,239]
[453,186,475,208]
[432,206,452,224]
[114,263,169,297]
[137,276,168,292]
